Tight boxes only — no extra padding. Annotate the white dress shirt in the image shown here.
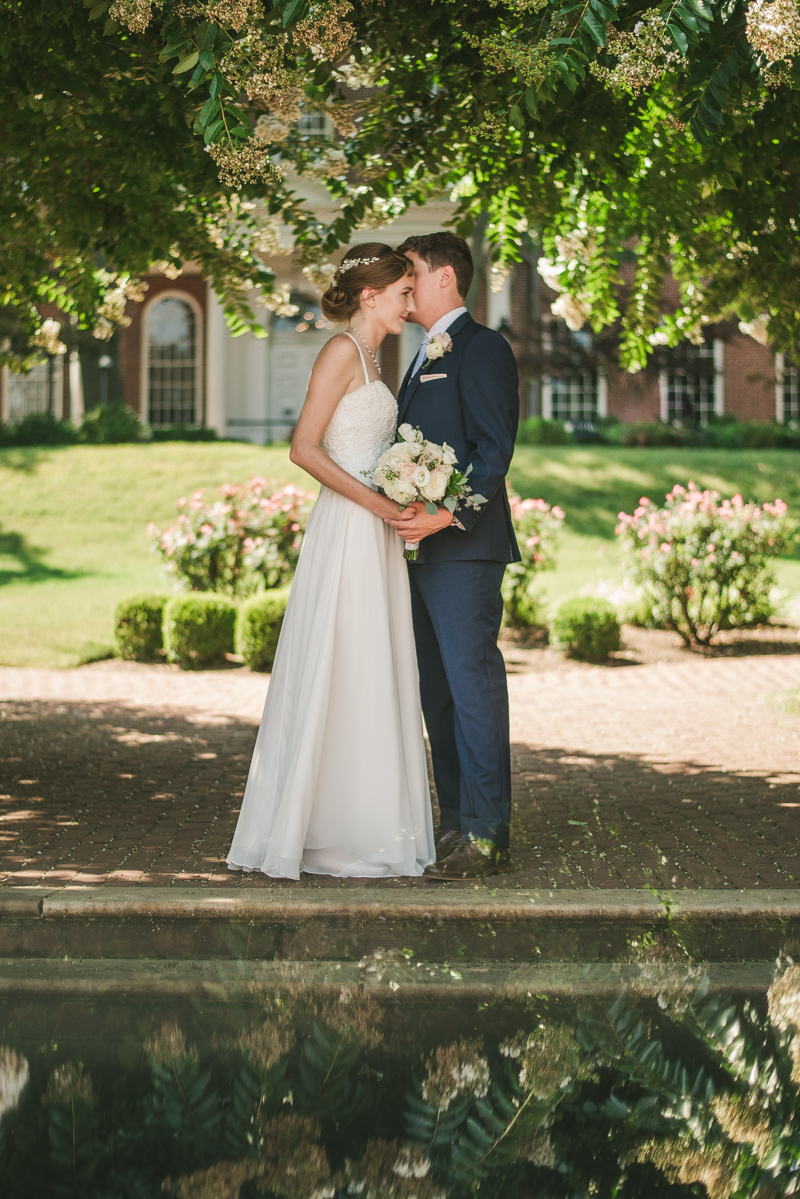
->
[411,306,468,376]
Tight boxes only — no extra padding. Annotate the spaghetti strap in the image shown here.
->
[343,331,370,386]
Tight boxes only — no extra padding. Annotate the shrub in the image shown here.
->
[551,596,621,660]
[0,412,79,447]
[604,421,687,448]
[503,490,565,627]
[616,482,798,646]
[516,417,572,446]
[150,479,315,596]
[80,402,144,444]
[235,588,290,670]
[711,420,800,449]
[149,425,218,442]
[163,594,237,668]
[115,594,169,661]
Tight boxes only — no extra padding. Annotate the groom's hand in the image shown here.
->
[385,501,454,542]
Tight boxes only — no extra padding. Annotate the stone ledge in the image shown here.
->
[0,957,776,998]
[3,887,799,964]
[0,886,796,922]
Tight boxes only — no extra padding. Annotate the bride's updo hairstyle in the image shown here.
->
[321,242,413,323]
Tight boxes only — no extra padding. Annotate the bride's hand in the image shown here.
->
[386,501,454,541]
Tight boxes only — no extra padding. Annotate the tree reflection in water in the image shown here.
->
[2,966,800,1197]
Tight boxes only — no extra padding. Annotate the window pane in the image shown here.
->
[8,357,61,420]
[664,341,715,424]
[549,373,598,422]
[148,298,197,427]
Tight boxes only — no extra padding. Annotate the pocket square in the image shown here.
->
[420,373,447,382]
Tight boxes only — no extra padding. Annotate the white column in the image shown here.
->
[68,351,84,424]
[206,289,228,437]
[659,370,669,422]
[713,337,725,416]
[486,268,512,330]
[775,352,785,423]
[597,369,608,418]
[542,379,552,420]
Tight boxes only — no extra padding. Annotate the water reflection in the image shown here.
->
[2,965,800,1197]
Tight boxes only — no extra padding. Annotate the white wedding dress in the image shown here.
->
[227,334,435,879]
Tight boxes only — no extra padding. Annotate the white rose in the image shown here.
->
[423,470,448,500]
[392,478,417,506]
[387,443,414,464]
[373,466,388,487]
[440,463,453,478]
[412,465,430,489]
[397,423,417,442]
[426,331,452,361]
[442,444,457,466]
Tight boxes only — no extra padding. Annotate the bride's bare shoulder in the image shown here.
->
[312,331,359,373]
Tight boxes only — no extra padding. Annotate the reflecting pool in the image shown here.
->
[2,962,799,1197]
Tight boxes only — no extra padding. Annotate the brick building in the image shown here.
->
[2,182,797,435]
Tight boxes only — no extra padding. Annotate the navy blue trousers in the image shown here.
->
[408,560,511,848]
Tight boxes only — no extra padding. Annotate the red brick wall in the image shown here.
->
[605,366,661,422]
[721,334,777,421]
[119,275,208,418]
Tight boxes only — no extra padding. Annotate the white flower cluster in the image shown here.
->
[373,424,457,507]
[302,261,338,290]
[739,313,771,344]
[31,318,67,356]
[746,0,800,62]
[537,227,597,331]
[0,1047,29,1121]
[590,11,682,95]
[258,283,300,317]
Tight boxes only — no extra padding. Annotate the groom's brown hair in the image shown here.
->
[396,232,474,300]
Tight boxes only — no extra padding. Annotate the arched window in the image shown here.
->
[147,297,198,427]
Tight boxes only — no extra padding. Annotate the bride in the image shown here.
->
[226,243,435,879]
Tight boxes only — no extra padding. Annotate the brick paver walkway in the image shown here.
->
[1,647,799,890]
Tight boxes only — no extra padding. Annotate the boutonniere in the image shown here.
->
[422,331,453,370]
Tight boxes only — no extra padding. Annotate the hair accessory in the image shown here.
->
[337,256,382,275]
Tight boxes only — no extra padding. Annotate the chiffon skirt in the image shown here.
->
[226,486,435,878]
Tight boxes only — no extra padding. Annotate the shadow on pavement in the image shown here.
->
[0,700,797,891]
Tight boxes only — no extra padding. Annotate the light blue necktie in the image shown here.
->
[412,337,431,377]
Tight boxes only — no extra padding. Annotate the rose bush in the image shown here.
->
[503,490,565,628]
[150,479,315,597]
[616,482,798,646]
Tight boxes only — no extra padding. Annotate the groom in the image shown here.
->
[388,232,520,880]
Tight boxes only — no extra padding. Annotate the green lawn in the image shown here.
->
[2,443,799,668]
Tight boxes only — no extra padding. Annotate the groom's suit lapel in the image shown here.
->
[398,311,474,425]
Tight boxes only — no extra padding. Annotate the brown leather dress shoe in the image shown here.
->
[423,839,512,880]
[433,828,462,861]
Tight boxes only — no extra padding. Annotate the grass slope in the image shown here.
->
[0,444,313,668]
[1,443,798,668]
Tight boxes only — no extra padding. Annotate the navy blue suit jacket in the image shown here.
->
[397,312,521,565]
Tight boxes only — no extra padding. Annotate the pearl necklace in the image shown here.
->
[350,326,381,377]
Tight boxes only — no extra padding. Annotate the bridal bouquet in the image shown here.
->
[368,423,486,559]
